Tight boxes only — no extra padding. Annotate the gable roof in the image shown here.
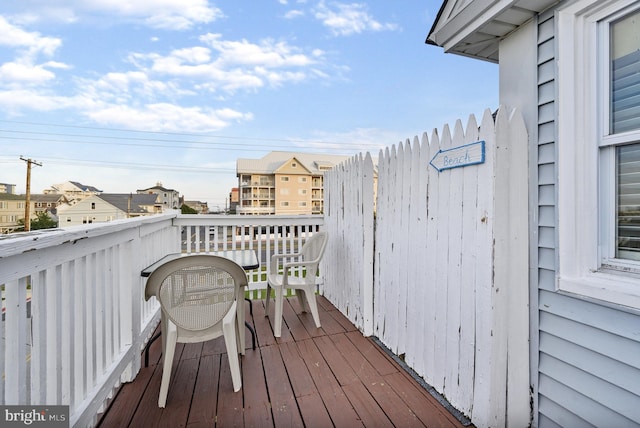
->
[426,0,560,62]
[69,181,102,192]
[274,156,313,174]
[31,194,68,204]
[237,151,351,175]
[98,193,159,214]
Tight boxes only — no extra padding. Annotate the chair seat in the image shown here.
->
[267,273,307,287]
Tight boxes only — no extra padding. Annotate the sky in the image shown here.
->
[0,0,498,210]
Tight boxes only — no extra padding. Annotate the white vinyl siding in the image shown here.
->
[536,6,640,427]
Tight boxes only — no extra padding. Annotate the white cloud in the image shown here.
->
[86,0,224,29]
[3,0,223,30]
[0,16,62,58]
[201,34,318,68]
[314,1,398,36]
[126,35,326,93]
[0,62,56,84]
[283,10,304,19]
[0,89,74,113]
[84,102,252,132]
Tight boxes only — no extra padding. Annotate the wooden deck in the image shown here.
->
[98,296,469,427]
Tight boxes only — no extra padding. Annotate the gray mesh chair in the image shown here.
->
[266,231,328,337]
[145,255,245,407]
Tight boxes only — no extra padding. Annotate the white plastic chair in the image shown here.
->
[266,231,328,337]
[144,255,245,407]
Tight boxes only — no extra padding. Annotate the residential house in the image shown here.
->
[0,193,31,233]
[44,181,102,205]
[57,193,161,226]
[428,0,640,426]
[137,183,182,210]
[31,193,71,227]
[31,193,70,214]
[0,193,68,232]
[236,151,351,215]
[183,200,209,214]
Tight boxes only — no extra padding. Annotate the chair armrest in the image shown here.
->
[270,252,302,273]
[280,260,317,286]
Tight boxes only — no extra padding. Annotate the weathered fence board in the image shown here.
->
[323,153,375,335]
[322,106,529,427]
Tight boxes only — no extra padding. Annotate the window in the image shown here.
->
[558,0,640,308]
[298,201,307,207]
[280,176,289,182]
[280,201,289,207]
[299,189,307,195]
[299,177,308,183]
[608,10,640,261]
[91,202,96,210]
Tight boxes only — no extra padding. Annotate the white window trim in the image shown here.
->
[557,0,640,309]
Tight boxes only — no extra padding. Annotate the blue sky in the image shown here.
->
[0,0,498,209]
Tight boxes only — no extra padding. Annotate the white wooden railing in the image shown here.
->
[0,213,322,427]
[173,214,324,296]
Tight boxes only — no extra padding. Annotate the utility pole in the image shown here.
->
[20,156,42,232]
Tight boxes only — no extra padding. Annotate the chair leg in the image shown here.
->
[274,286,284,337]
[223,302,242,392]
[304,287,321,328]
[296,289,308,313]
[265,283,272,316]
[158,321,178,408]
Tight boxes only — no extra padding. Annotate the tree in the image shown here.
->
[181,204,198,214]
[16,211,58,231]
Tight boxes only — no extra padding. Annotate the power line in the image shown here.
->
[0,119,386,151]
[2,155,236,173]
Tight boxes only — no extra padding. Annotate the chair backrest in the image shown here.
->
[145,255,248,331]
[301,231,328,264]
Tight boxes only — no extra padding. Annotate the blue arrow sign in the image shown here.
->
[429,140,485,172]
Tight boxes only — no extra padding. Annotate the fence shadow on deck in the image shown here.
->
[97,296,470,428]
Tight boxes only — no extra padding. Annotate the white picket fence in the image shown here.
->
[322,107,529,428]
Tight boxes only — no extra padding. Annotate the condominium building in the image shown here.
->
[136,183,182,210]
[236,151,350,215]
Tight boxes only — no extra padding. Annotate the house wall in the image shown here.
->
[0,197,35,233]
[507,6,640,427]
[58,196,125,226]
[275,172,311,215]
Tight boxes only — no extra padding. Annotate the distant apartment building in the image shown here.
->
[137,183,182,210]
[228,187,239,214]
[44,181,102,205]
[236,151,350,215]
[0,183,16,194]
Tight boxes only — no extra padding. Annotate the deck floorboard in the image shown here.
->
[97,296,469,427]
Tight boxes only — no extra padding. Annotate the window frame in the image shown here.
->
[557,0,640,309]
